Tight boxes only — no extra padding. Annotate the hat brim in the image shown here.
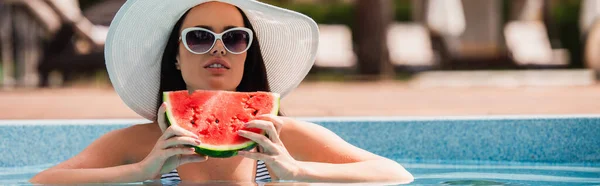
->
[105,0,319,120]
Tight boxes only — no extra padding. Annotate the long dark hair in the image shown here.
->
[156,7,282,116]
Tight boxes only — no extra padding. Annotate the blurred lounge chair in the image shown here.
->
[1,0,63,88]
[314,24,357,71]
[503,21,569,68]
[426,0,466,38]
[424,0,466,70]
[314,22,438,73]
[1,0,114,87]
[36,0,116,87]
[6,0,62,35]
[387,23,436,72]
[45,0,108,52]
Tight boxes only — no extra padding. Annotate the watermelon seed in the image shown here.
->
[252,110,259,116]
[215,119,219,123]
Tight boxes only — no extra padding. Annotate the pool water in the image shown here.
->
[406,160,600,185]
[1,160,599,185]
[1,116,599,185]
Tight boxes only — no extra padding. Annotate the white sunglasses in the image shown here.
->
[179,27,253,55]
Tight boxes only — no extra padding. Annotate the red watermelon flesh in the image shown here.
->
[163,90,280,158]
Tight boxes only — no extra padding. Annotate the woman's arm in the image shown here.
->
[30,103,209,184]
[30,121,205,184]
[29,163,146,184]
[296,158,412,183]
[29,125,148,184]
[237,115,413,184]
[280,118,413,183]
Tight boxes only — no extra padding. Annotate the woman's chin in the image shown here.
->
[207,82,236,92]
[186,77,238,92]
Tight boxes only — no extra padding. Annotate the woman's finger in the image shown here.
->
[244,120,281,144]
[162,147,197,159]
[162,136,201,149]
[170,124,200,139]
[161,124,199,141]
[237,130,279,154]
[255,114,284,133]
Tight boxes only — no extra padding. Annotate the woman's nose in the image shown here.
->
[210,40,227,56]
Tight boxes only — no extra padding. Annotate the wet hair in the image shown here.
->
[155,6,282,117]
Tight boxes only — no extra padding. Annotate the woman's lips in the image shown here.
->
[204,58,231,69]
[204,59,230,74]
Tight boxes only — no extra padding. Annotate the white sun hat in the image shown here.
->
[105,0,319,121]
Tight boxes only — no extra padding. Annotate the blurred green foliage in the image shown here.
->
[549,0,583,68]
[260,0,412,28]
[79,0,413,26]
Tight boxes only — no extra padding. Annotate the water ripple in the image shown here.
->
[417,172,600,183]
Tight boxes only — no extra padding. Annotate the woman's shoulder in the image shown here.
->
[115,123,162,148]
[41,123,162,169]
[278,116,330,143]
[105,122,162,142]
[95,122,161,163]
[90,123,161,150]
[279,116,325,133]
[278,116,382,162]
[122,122,163,136]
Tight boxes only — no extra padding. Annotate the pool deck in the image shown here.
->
[1,79,600,120]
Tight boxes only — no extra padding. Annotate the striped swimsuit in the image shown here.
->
[160,160,272,182]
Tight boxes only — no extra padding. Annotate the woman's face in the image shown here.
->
[177,2,247,92]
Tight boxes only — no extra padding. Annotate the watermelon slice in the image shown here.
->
[163,90,280,158]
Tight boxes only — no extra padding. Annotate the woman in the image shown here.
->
[30,0,414,184]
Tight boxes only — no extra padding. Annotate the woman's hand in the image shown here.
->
[136,104,208,180]
[236,114,303,180]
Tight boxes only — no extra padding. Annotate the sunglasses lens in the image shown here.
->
[222,30,250,53]
[185,30,215,53]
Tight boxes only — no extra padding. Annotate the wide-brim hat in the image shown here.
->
[105,0,319,120]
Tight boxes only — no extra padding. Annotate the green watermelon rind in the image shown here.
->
[163,91,280,158]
